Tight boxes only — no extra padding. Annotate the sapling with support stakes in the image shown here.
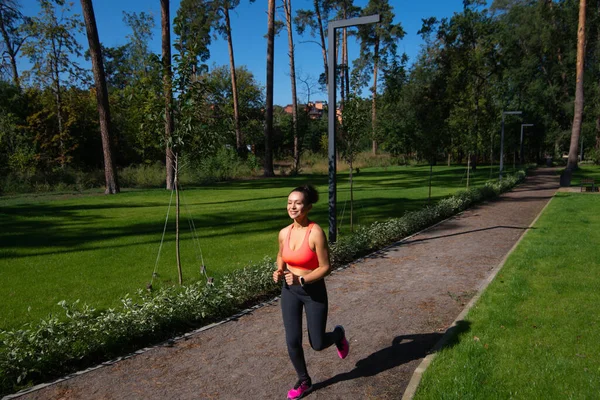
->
[174,152,183,285]
[467,152,471,189]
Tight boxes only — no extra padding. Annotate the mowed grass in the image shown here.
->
[0,164,506,330]
[415,193,600,399]
[570,163,600,186]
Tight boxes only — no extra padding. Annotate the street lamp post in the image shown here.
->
[328,14,379,243]
[500,111,522,180]
[520,123,534,166]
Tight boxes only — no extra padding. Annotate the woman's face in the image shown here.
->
[287,191,311,220]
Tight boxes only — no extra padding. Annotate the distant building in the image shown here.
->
[283,100,331,120]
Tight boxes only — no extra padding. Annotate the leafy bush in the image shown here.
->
[118,162,166,189]
[190,147,251,183]
[0,171,525,396]
[586,148,600,165]
[0,168,105,194]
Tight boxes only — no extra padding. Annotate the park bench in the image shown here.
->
[580,178,596,192]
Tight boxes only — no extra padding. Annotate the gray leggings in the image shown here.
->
[281,279,341,381]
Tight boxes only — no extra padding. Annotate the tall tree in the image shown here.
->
[173,0,212,89]
[329,0,360,106]
[567,0,586,170]
[207,1,255,155]
[22,0,85,168]
[264,0,275,176]
[0,0,28,89]
[161,0,175,190]
[295,0,329,86]
[353,0,404,154]
[80,0,119,194]
[283,0,300,173]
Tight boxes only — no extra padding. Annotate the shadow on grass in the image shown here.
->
[0,164,509,261]
[311,321,471,393]
[0,194,434,260]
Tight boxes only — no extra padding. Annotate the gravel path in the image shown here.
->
[12,168,559,400]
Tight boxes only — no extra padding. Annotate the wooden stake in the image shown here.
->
[175,153,182,285]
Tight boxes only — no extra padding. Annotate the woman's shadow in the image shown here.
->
[311,321,470,393]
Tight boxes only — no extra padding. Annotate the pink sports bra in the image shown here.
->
[281,223,319,270]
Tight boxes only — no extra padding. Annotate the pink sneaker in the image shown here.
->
[287,379,312,399]
[335,325,349,359]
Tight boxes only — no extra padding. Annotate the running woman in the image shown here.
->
[273,185,349,400]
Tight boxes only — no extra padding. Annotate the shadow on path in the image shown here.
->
[310,321,471,394]
[404,225,533,244]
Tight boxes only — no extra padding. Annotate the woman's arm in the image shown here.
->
[273,227,287,282]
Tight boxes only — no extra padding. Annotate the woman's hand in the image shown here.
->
[284,270,297,286]
[273,269,284,283]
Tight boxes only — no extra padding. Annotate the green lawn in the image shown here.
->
[570,163,600,186]
[415,193,600,399]
[0,164,508,330]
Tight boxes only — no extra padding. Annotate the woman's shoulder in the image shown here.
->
[279,224,293,238]
[309,222,326,239]
[309,222,323,232]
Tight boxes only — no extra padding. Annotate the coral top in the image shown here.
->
[281,223,319,270]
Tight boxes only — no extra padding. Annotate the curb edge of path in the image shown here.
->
[400,192,557,400]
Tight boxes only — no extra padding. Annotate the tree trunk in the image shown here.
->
[349,159,354,232]
[284,0,300,173]
[314,0,327,84]
[161,0,175,189]
[80,0,119,194]
[567,0,586,170]
[596,0,600,151]
[339,33,345,111]
[371,38,379,155]
[224,7,243,154]
[264,0,276,177]
[596,115,600,150]
[0,13,20,89]
[51,39,65,168]
[344,26,350,100]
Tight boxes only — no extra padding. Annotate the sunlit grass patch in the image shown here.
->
[415,193,600,399]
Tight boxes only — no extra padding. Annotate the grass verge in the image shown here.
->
[414,192,600,399]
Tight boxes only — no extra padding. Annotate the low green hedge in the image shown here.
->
[0,171,525,396]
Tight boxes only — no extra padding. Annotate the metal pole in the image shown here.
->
[580,136,584,161]
[328,24,337,243]
[500,113,505,180]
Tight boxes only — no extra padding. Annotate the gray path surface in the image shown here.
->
[13,168,559,400]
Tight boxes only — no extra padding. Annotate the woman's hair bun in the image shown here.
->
[291,184,319,205]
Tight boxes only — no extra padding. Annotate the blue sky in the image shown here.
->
[18,0,467,106]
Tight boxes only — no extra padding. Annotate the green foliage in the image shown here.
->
[118,162,166,188]
[0,167,104,194]
[190,146,250,182]
[340,93,370,166]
